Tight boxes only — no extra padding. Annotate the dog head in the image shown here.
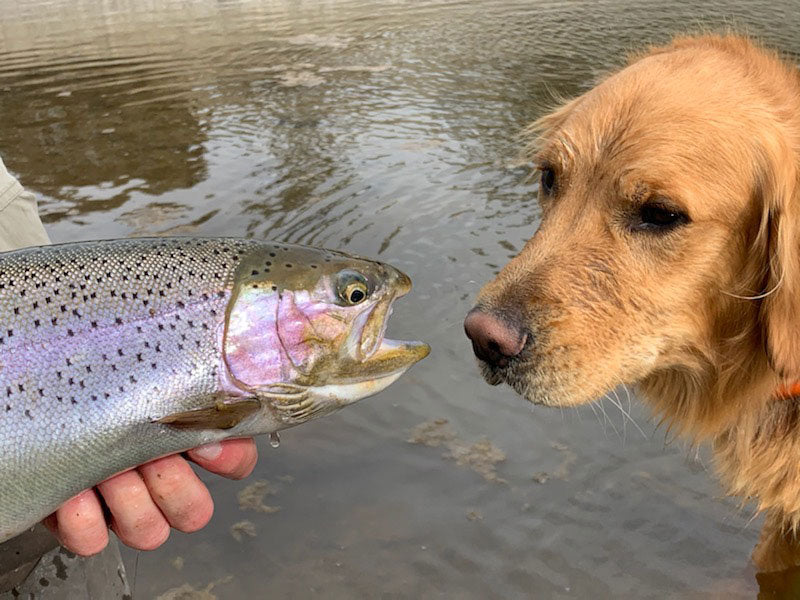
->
[465,35,800,432]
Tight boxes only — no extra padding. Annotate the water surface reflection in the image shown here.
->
[2,0,800,597]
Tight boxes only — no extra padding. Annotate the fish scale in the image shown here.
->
[0,237,258,541]
[0,236,431,542]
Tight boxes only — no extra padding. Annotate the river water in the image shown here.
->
[2,1,799,598]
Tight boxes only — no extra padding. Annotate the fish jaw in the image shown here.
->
[259,338,430,426]
[319,338,430,402]
[345,267,412,362]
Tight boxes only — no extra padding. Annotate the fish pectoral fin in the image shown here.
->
[270,394,329,421]
[262,382,308,397]
[155,398,261,430]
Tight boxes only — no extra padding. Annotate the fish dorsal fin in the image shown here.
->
[155,397,261,430]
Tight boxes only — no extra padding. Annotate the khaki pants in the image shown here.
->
[0,157,130,599]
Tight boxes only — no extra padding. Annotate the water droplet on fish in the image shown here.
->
[269,432,280,448]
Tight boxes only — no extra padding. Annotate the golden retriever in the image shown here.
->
[464,34,800,573]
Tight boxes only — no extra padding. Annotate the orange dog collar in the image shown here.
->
[775,382,800,399]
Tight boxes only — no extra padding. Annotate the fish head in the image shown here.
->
[223,243,430,422]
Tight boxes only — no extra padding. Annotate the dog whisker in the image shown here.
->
[598,395,622,441]
[611,380,648,440]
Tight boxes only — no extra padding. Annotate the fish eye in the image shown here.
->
[336,270,370,305]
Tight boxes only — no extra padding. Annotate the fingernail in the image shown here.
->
[191,442,223,461]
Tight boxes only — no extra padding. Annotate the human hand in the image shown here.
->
[42,438,258,556]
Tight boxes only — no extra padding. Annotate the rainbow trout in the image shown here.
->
[0,237,429,542]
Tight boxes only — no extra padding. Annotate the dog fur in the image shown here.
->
[470,34,800,572]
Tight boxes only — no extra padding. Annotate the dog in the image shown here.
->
[464,34,800,573]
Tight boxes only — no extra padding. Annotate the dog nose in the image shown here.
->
[464,308,527,367]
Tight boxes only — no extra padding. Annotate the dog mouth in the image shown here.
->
[478,359,504,385]
[473,332,559,405]
[476,344,535,393]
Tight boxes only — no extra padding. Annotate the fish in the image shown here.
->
[0,237,429,542]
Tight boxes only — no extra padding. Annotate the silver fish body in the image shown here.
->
[0,237,428,542]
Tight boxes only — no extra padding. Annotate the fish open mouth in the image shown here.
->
[343,274,429,384]
[303,278,428,407]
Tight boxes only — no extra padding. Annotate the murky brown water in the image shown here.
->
[2,0,800,597]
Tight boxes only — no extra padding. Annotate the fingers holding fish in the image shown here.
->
[97,470,171,551]
[45,490,110,556]
[187,437,259,481]
[138,455,214,534]
[42,445,242,556]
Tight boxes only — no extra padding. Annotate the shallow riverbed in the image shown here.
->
[2,0,799,597]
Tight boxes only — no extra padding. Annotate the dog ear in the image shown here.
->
[520,96,580,160]
[760,140,800,379]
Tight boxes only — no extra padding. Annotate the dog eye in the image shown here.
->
[633,202,690,232]
[540,167,556,195]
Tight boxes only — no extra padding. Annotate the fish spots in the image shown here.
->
[0,238,249,435]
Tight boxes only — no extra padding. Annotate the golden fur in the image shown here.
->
[472,34,800,572]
